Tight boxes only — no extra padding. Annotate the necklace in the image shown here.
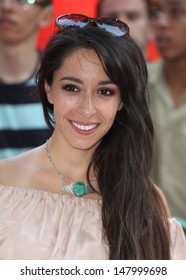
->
[45,140,97,197]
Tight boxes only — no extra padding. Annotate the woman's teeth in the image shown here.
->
[71,121,97,131]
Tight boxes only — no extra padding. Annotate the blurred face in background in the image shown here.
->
[99,0,151,53]
[0,0,53,44]
[150,0,186,61]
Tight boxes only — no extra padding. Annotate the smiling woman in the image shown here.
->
[0,13,186,260]
[44,47,122,151]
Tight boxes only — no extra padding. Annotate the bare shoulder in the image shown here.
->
[0,145,45,187]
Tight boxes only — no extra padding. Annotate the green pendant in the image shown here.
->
[73,181,86,196]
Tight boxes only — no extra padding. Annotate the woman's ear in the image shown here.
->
[118,101,123,111]
[44,80,54,104]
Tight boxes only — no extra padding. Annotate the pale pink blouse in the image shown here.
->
[0,185,185,260]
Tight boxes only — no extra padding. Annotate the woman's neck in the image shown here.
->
[46,136,96,182]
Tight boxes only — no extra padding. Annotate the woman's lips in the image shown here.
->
[70,120,99,135]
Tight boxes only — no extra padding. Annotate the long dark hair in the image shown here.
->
[37,26,171,259]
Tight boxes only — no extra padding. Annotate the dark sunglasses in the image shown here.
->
[54,14,129,37]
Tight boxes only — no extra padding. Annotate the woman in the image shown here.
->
[0,14,185,259]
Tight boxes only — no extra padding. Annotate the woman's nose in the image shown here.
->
[79,94,96,117]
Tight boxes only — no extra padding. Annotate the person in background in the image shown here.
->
[148,0,186,233]
[96,0,153,59]
[0,14,185,259]
[0,0,54,158]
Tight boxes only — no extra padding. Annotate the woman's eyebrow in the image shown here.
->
[60,76,115,86]
[97,81,115,86]
[60,76,83,84]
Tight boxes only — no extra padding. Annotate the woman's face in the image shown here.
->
[45,48,123,151]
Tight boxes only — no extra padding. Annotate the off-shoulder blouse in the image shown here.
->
[0,185,185,260]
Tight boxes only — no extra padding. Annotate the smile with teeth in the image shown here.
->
[71,121,98,131]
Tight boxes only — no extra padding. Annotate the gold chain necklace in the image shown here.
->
[45,139,97,197]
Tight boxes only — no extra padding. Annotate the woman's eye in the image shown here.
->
[63,84,79,92]
[99,88,114,96]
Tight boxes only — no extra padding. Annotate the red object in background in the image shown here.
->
[146,39,160,62]
[37,0,159,61]
[37,0,99,49]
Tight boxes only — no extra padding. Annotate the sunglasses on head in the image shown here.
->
[54,14,129,37]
